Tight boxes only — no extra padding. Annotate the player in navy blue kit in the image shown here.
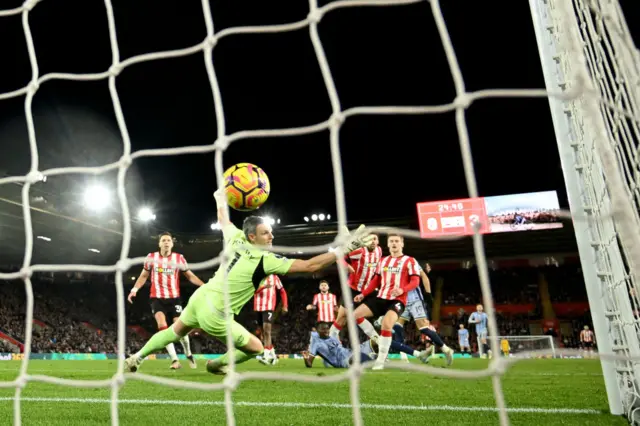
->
[302,322,428,368]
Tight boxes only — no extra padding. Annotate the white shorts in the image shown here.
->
[478,330,488,340]
[400,300,427,321]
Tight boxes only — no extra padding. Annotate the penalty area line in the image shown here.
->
[0,397,601,415]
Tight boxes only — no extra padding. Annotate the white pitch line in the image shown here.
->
[0,396,602,414]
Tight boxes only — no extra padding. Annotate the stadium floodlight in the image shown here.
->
[83,185,110,211]
[88,248,100,253]
[311,214,318,221]
[304,216,309,222]
[210,222,221,231]
[137,207,156,222]
[277,218,281,224]
[263,216,276,225]
[318,213,325,220]
[36,236,51,242]
[327,214,331,220]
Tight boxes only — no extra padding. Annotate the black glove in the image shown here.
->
[424,293,433,310]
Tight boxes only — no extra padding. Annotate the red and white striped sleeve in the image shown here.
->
[312,294,319,306]
[143,253,154,271]
[405,257,421,276]
[179,254,189,271]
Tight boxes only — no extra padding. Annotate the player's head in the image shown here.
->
[316,322,330,339]
[584,325,589,330]
[158,232,174,252]
[243,216,273,246]
[459,323,465,329]
[387,234,404,255]
[319,280,329,293]
[367,233,379,251]
[476,304,484,313]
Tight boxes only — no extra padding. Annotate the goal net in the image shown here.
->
[485,336,556,358]
[0,0,638,426]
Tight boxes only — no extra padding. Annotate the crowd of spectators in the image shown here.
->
[0,264,593,355]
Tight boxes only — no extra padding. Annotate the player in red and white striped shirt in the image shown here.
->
[580,325,596,357]
[353,234,453,369]
[306,280,338,324]
[330,234,381,339]
[128,232,205,369]
[254,274,288,365]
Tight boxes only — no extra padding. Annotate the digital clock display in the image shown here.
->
[416,197,489,238]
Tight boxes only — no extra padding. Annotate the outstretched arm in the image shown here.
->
[214,189,232,227]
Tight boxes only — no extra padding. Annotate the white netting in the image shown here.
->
[0,0,638,425]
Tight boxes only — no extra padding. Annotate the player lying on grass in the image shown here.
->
[301,322,429,368]
[124,189,374,375]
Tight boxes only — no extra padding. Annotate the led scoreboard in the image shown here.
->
[416,191,563,239]
[416,197,489,238]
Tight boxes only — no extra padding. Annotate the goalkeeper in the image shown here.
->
[124,189,373,375]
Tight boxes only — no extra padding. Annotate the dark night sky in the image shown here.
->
[0,1,638,234]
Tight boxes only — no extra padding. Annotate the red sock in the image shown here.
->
[381,329,392,338]
[356,317,365,325]
[266,345,273,350]
[158,325,168,331]
[332,322,342,330]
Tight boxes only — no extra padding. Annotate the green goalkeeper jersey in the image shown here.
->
[202,223,295,315]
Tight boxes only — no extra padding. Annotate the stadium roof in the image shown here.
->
[0,182,579,272]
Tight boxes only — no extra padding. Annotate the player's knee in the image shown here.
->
[243,335,264,355]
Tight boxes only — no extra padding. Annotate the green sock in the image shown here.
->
[218,349,261,367]
[136,327,179,358]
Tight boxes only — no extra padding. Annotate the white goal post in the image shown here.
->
[485,335,556,358]
[530,0,640,422]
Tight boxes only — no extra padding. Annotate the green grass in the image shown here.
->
[0,358,627,425]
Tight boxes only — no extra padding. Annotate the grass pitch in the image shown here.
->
[0,357,627,425]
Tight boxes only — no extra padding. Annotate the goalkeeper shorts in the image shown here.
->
[179,287,252,348]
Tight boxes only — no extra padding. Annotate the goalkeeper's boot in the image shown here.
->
[124,355,143,373]
[187,355,197,369]
[170,360,182,370]
[442,346,454,366]
[206,359,229,376]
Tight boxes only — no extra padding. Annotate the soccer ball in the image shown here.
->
[223,163,270,211]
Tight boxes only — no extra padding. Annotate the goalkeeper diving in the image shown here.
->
[124,189,374,375]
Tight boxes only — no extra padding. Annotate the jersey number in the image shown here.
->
[226,252,241,273]
[175,305,183,313]
[394,303,403,313]
[267,312,273,321]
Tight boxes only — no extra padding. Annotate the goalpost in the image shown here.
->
[530,0,640,422]
[0,0,637,426]
[485,335,556,358]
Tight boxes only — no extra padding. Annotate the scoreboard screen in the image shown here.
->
[416,191,563,239]
[416,198,489,238]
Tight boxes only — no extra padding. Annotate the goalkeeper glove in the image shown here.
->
[342,224,373,252]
